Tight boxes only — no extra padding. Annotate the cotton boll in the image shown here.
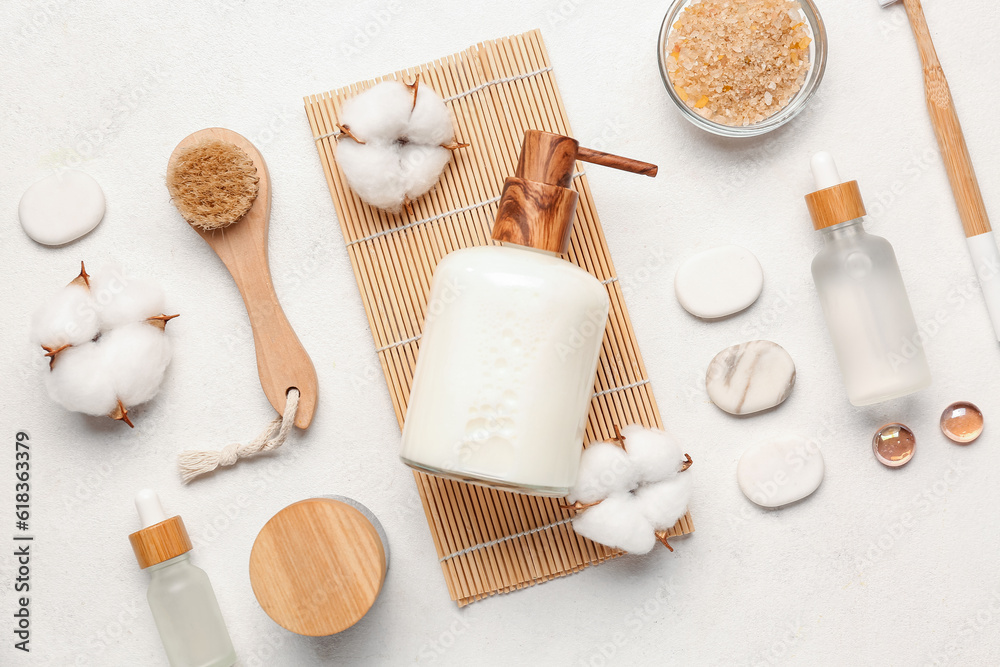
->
[407,85,455,145]
[339,81,414,143]
[101,323,172,406]
[31,284,98,347]
[621,424,686,484]
[336,79,461,213]
[44,344,118,416]
[572,494,657,555]
[400,144,452,200]
[635,474,692,531]
[90,264,166,328]
[566,442,640,504]
[337,140,409,213]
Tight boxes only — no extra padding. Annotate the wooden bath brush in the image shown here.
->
[167,128,317,481]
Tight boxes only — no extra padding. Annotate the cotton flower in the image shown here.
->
[336,77,467,214]
[31,262,177,427]
[565,425,692,554]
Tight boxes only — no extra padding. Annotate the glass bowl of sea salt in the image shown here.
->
[658,0,827,137]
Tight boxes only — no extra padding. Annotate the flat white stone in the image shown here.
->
[706,340,795,415]
[674,245,763,319]
[738,434,825,508]
[19,170,105,246]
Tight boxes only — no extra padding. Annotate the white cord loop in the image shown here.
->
[178,388,300,483]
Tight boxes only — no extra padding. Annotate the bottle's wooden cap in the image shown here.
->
[492,130,657,253]
[805,181,867,230]
[249,497,388,637]
[129,516,193,569]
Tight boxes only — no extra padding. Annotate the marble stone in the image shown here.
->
[674,245,763,319]
[706,340,795,415]
[19,170,105,246]
[738,434,824,508]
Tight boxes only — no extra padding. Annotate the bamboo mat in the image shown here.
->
[304,29,693,607]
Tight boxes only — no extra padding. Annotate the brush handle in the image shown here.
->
[204,222,319,428]
[904,0,992,238]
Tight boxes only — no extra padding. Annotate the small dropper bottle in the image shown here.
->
[129,490,236,667]
[805,152,932,406]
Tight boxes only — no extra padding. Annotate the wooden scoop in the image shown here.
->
[168,128,317,428]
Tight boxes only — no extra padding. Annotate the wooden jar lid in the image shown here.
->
[129,516,193,569]
[805,181,867,230]
[249,497,388,637]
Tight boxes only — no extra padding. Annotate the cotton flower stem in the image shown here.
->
[70,261,91,289]
[336,124,365,144]
[559,499,604,512]
[41,344,71,369]
[406,74,420,111]
[145,313,180,331]
[613,423,627,450]
[655,532,674,552]
[110,399,134,428]
[680,453,693,472]
[441,141,470,151]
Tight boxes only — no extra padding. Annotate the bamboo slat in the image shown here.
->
[304,29,693,607]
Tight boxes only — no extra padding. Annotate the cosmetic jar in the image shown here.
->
[249,496,388,636]
[657,0,827,137]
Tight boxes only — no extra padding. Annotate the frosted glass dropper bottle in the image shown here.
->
[128,490,236,667]
[400,130,657,496]
[805,152,931,406]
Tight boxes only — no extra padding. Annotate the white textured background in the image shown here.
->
[2,0,999,665]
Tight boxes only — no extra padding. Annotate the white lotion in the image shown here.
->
[400,131,655,496]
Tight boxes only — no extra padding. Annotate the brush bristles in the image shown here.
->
[167,140,259,230]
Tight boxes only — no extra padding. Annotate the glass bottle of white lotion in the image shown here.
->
[129,490,236,667]
[806,152,931,406]
[400,130,656,496]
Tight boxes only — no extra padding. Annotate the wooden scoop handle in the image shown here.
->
[904,0,992,238]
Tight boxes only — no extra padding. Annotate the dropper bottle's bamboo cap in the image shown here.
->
[492,130,657,253]
[128,490,193,569]
[804,152,867,230]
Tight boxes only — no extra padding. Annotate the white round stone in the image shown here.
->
[738,434,825,508]
[674,245,763,319]
[706,340,795,415]
[19,170,105,246]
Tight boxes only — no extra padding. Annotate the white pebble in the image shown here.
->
[19,170,105,246]
[738,434,824,508]
[706,340,796,415]
[674,245,763,319]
